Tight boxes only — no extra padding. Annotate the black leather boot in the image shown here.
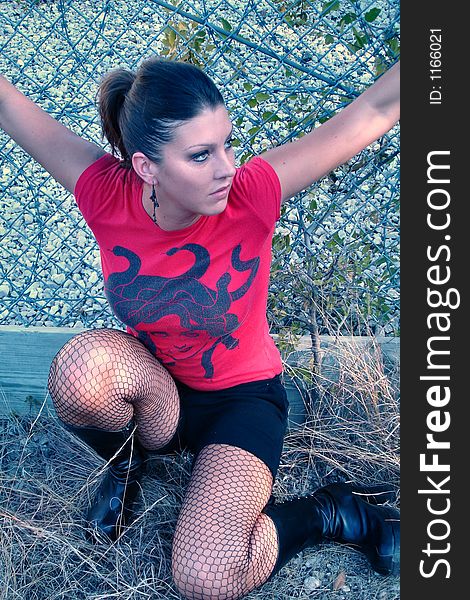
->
[263,482,400,577]
[64,421,146,542]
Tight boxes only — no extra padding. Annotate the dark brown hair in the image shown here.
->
[97,57,225,166]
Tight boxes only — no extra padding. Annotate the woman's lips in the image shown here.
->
[209,184,230,198]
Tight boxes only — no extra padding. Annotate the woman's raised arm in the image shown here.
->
[0,75,105,194]
[261,61,400,203]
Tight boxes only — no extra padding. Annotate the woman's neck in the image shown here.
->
[142,183,201,231]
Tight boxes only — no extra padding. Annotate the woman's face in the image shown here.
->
[152,316,210,361]
[154,105,236,227]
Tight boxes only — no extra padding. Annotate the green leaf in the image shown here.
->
[340,12,357,26]
[324,34,334,44]
[387,38,400,56]
[248,126,261,136]
[374,57,387,76]
[255,92,270,102]
[247,98,258,108]
[243,82,253,92]
[219,17,232,32]
[262,111,280,122]
[318,110,336,123]
[352,27,368,49]
[322,0,340,15]
[346,43,360,53]
[365,7,381,22]
[240,151,254,164]
[165,28,177,46]
[333,232,343,244]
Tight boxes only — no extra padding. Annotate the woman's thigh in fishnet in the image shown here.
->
[172,444,278,600]
[47,328,180,450]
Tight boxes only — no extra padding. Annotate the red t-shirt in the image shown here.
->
[74,153,283,390]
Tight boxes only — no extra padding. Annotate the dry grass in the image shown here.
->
[0,339,400,600]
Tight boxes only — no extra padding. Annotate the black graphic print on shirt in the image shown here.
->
[104,244,260,378]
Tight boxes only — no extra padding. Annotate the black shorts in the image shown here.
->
[152,375,289,478]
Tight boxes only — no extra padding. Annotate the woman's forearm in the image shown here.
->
[359,61,400,128]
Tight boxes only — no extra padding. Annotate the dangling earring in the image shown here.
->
[150,182,159,223]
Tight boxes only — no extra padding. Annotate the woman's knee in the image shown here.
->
[49,329,125,389]
[47,328,138,420]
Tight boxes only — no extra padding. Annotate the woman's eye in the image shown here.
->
[192,151,209,163]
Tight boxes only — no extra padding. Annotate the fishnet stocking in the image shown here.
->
[172,444,279,600]
[47,328,180,450]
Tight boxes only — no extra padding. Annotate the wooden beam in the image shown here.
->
[0,325,399,418]
[0,325,79,416]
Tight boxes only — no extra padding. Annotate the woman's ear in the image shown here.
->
[131,152,158,185]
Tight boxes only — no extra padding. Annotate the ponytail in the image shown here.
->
[97,67,135,163]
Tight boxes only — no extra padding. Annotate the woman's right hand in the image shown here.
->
[0,74,105,194]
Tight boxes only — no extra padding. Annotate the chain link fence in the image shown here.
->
[0,0,400,344]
